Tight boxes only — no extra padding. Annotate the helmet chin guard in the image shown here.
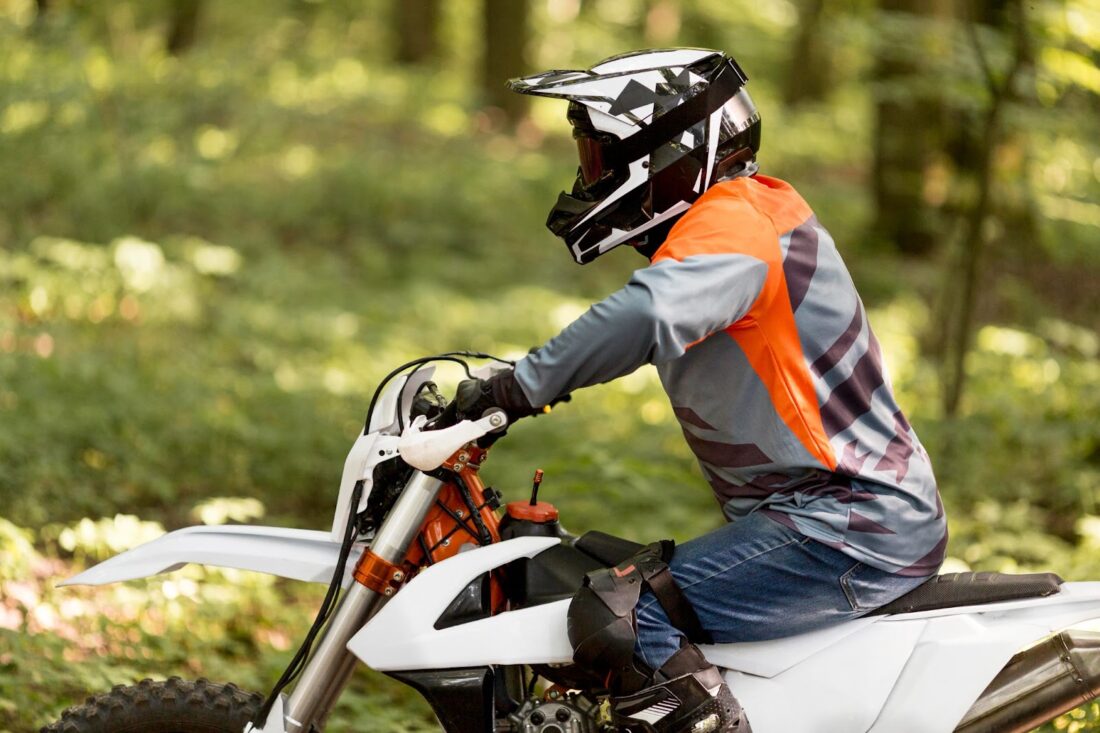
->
[509,48,762,264]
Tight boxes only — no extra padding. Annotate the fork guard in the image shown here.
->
[60,525,363,587]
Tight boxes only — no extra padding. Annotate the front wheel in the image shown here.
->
[42,677,263,733]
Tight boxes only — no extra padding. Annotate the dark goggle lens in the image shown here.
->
[576,136,605,186]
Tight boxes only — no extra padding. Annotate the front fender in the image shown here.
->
[60,524,362,587]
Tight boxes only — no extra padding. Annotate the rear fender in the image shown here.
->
[60,525,362,587]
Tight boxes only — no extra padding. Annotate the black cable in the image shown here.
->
[395,357,474,433]
[393,351,519,433]
[526,670,539,698]
[417,534,435,566]
[362,351,514,435]
[434,498,480,540]
[362,358,457,435]
[251,480,364,727]
[454,474,493,546]
[429,523,465,553]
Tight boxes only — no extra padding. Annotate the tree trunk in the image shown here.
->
[941,0,1030,417]
[871,0,956,256]
[481,0,529,125]
[30,0,50,32]
[783,0,831,106]
[395,0,441,64]
[166,0,203,56]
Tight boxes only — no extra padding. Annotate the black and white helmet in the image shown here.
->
[509,48,761,264]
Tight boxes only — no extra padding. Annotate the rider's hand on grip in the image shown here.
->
[454,377,495,421]
[432,400,460,430]
[452,369,552,425]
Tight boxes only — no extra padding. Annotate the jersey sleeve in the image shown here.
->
[513,253,768,407]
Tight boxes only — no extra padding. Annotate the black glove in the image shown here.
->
[454,369,542,426]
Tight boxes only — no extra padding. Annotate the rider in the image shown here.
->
[455,48,947,733]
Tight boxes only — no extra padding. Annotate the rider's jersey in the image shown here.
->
[514,175,946,576]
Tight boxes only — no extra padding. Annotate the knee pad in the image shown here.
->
[567,540,711,693]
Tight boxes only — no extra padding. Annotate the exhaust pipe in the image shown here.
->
[956,629,1100,733]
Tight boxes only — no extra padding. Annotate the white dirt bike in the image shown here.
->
[44,354,1100,733]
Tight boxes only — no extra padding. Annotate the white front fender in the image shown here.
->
[60,525,362,587]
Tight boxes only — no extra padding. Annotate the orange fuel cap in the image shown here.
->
[506,500,559,523]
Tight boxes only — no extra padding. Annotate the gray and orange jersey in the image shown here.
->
[514,175,946,577]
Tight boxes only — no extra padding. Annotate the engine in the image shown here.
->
[506,693,603,733]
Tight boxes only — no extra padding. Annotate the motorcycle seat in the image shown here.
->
[867,571,1064,615]
[572,533,1066,616]
[573,530,645,566]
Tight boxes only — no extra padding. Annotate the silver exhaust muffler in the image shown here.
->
[956,629,1100,733]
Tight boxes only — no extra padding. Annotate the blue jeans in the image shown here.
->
[635,512,932,670]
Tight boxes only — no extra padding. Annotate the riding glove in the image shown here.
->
[454,369,541,425]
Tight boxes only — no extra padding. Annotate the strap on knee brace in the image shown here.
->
[567,540,712,692]
[638,541,712,646]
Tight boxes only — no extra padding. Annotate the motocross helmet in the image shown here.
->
[508,48,761,264]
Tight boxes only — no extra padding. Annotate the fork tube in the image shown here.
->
[283,472,443,733]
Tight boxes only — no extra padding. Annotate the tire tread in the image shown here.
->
[41,677,263,733]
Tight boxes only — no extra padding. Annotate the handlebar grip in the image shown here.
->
[430,401,460,430]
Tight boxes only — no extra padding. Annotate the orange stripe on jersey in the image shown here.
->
[654,176,837,470]
[727,303,838,471]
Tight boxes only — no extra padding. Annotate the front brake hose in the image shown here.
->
[454,474,493,546]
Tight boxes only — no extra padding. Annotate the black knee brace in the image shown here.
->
[567,540,712,694]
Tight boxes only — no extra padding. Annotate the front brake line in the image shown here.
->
[454,473,493,546]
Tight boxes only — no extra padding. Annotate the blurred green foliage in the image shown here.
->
[0,0,1097,730]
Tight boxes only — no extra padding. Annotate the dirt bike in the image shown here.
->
[44,353,1100,733]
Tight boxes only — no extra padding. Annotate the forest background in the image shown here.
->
[0,0,1097,730]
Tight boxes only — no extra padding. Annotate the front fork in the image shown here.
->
[281,472,444,733]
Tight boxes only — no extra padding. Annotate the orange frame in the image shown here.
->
[354,444,506,612]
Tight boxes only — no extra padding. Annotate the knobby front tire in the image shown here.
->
[41,677,263,733]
